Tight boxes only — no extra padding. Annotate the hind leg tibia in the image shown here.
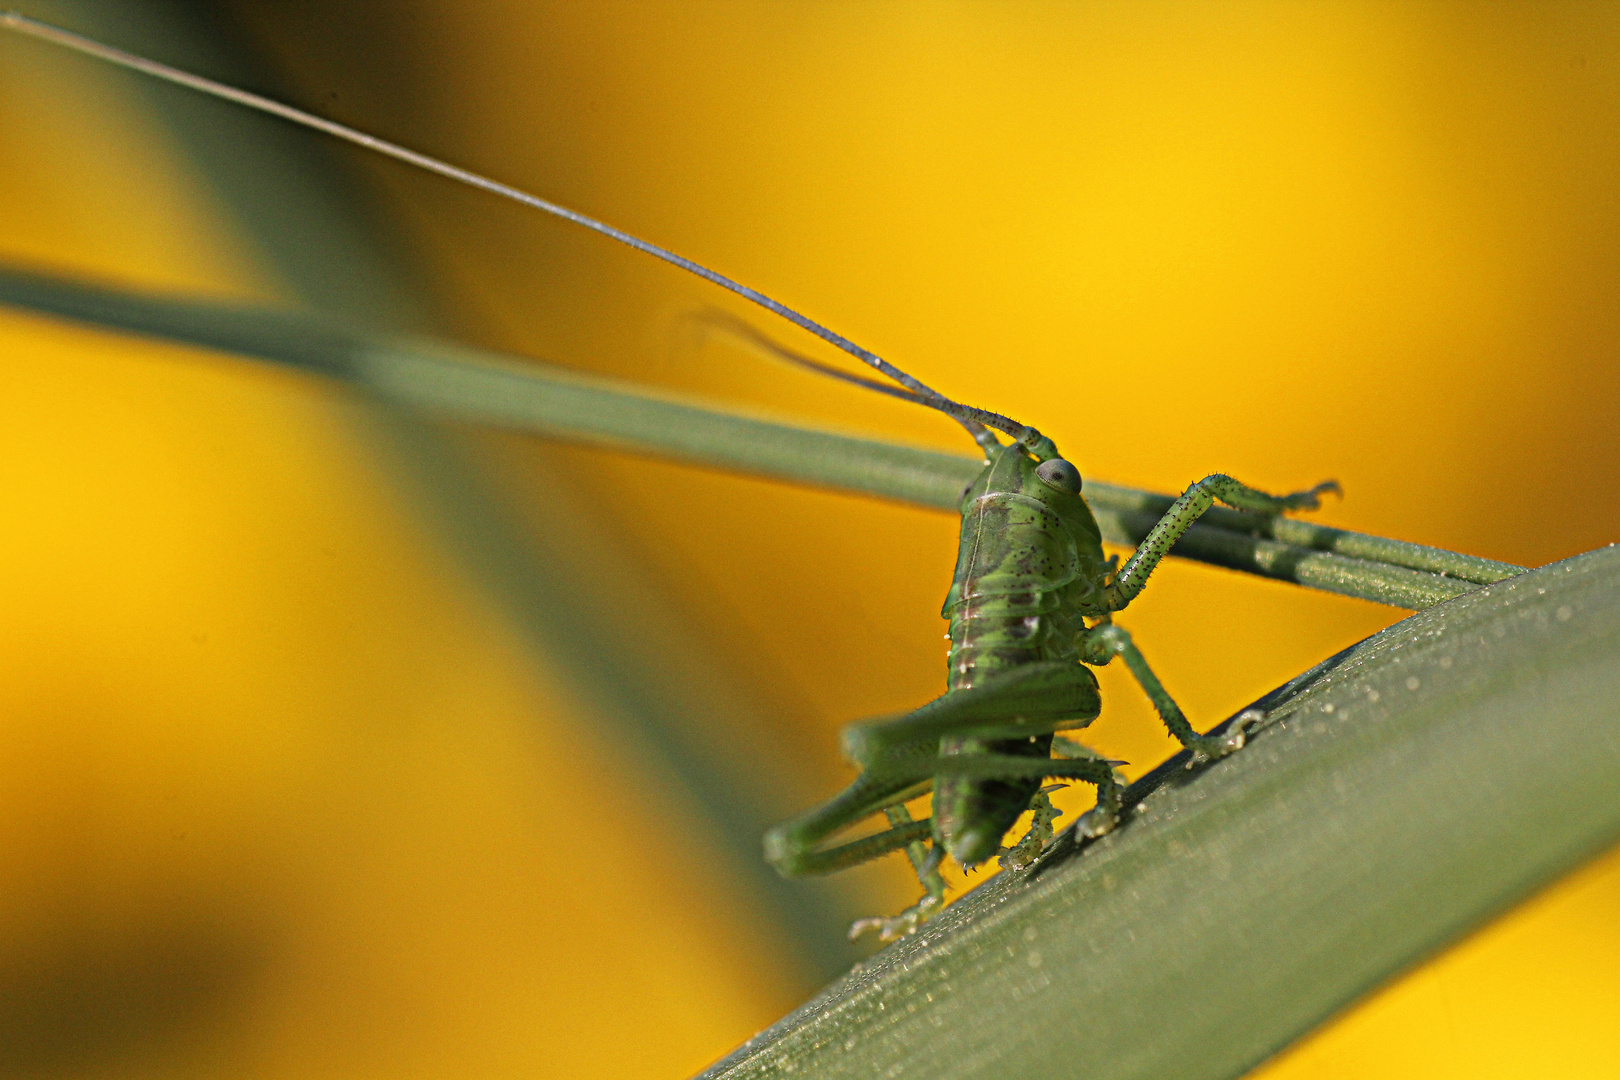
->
[763,768,933,877]
[997,787,1065,871]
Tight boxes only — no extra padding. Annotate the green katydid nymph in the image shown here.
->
[2,11,1338,943]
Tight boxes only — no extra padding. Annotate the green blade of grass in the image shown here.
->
[697,545,1620,1080]
[0,262,1521,611]
[13,0,867,980]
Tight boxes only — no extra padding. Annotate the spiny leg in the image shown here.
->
[842,751,1127,940]
[998,736,1132,868]
[1080,622,1260,764]
[768,775,948,941]
[996,786,1065,872]
[1051,736,1131,839]
[763,768,933,877]
[1105,474,1338,610]
[849,803,949,943]
[775,665,1104,936]
[840,661,1100,770]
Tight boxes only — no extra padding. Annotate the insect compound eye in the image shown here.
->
[1035,458,1083,496]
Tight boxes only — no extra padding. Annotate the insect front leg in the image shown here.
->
[1080,622,1262,764]
[1104,474,1339,609]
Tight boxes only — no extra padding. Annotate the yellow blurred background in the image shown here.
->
[0,2,1617,1078]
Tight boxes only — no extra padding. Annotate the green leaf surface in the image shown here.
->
[697,545,1620,1080]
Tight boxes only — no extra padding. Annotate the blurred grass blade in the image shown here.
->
[697,546,1620,1080]
[25,0,863,980]
[0,260,1521,611]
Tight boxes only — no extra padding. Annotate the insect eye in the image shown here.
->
[1036,458,1082,495]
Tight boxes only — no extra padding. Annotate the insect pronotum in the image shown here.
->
[2,11,1340,942]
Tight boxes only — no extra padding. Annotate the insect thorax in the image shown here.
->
[942,446,1108,693]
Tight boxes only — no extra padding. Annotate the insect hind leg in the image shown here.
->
[840,661,1101,770]
[765,775,949,942]
[928,750,1126,862]
[763,768,933,877]
[850,752,1124,941]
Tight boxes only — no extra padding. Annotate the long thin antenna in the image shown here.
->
[688,309,1003,455]
[0,10,1054,458]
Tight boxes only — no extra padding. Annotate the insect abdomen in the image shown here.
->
[946,599,1085,691]
[932,460,1099,866]
[943,478,1090,691]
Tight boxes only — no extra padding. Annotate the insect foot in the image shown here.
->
[999,842,1043,873]
[848,892,944,944]
[1285,480,1344,511]
[1185,708,1267,769]
[1076,805,1118,839]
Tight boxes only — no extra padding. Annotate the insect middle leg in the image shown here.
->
[1080,621,1259,763]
